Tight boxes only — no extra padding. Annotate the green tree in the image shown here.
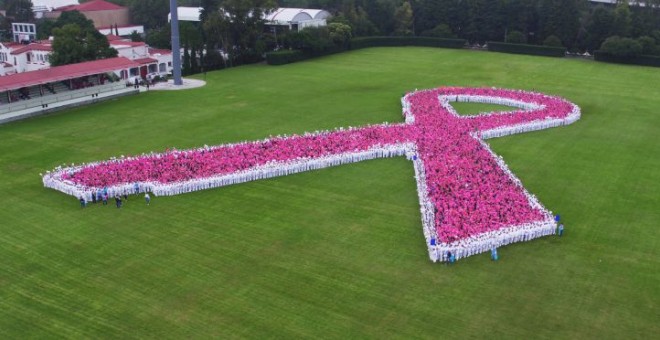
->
[203,11,229,66]
[284,26,333,54]
[201,0,276,66]
[586,6,615,51]
[5,0,33,22]
[145,25,171,49]
[35,17,55,39]
[506,30,526,44]
[612,1,632,37]
[199,0,220,22]
[332,1,378,36]
[465,0,504,43]
[362,0,398,35]
[636,35,658,55]
[127,0,170,30]
[328,22,352,47]
[539,0,581,49]
[129,30,143,42]
[55,10,96,32]
[0,13,13,41]
[50,23,117,66]
[182,41,191,75]
[394,1,414,36]
[543,34,564,47]
[600,35,642,58]
[421,24,455,38]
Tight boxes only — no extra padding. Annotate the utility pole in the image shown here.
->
[169,0,183,86]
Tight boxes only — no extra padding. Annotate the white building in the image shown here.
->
[264,8,331,31]
[32,0,80,19]
[12,23,37,43]
[107,35,172,80]
[0,36,172,79]
[170,7,331,31]
[168,7,203,22]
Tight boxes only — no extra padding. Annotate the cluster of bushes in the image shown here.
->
[594,35,660,67]
[265,50,307,66]
[504,30,564,49]
[266,27,660,68]
[266,23,351,66]
[486,41,566,58]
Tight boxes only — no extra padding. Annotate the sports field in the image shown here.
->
[0,48,658,338]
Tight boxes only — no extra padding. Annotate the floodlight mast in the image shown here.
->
[169,0,183,86]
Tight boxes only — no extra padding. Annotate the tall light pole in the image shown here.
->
[169,0,183,85]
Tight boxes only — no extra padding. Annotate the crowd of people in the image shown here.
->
[43,87,580,262]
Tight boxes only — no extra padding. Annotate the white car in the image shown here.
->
[146,72,164,82]
[126,76,142,86]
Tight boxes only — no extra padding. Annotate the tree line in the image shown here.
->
[2,0,660,70]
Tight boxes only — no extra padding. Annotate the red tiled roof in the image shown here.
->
[0,57,138,92]
[148,48,172,55]
[98,24,142,30]
[3,42,23,48]
[133,58,158,65]
[10,44,52,55]
[109,40,145,47]
[58,0,124,12]
[105,34,124,41]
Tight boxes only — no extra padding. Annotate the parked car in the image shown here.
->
[146,72,164,83]
[125,76,142,86]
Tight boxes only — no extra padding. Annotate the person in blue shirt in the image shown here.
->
[491,247,499,261]
[558,223,564,237]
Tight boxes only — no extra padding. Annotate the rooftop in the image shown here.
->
[56,0,124,12]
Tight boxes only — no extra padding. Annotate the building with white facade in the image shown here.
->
[264,8,331,31]
[11,23,37,43]
[31,0,80,19]
[170,7,331,31]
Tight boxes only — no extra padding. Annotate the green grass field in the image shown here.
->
[0,48,658,338]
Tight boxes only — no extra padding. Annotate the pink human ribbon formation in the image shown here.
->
[43,87,581,262]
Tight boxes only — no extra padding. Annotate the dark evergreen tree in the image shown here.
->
[5,0,33,22]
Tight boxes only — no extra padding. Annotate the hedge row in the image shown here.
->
[487,42,566,58]
[265,50,307,65]
[350,36,467,50]
[593,51,660,67]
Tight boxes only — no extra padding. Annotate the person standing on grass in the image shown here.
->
[144,192,151,205]
[558,223,564,237]
[115,195,121,208]
[79,196,86,208]
[491,247,498,261]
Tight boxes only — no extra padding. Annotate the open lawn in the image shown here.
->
[0,48,658,338]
